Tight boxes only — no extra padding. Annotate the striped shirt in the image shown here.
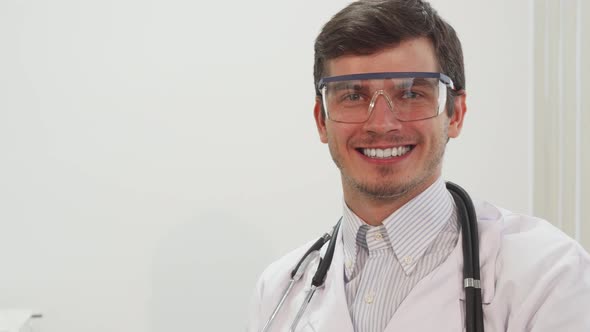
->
[342,177,460,332]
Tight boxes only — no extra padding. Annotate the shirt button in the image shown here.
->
[374,233,383,241]
[345,259,353,269]
[364,293,375,304]
[402,256,413,265]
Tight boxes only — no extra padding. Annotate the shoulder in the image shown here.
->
[474,200,587,258]
[257,239,318,287]
[475,200,589,271]
[494,203,590,290]
[247,238,320,331]
[476,201,590,329]
[251,235,325,305]
[485,202,589,264]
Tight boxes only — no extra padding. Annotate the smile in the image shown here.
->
[361,146,412,159]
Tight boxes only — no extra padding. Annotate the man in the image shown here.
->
[248,0,590,331]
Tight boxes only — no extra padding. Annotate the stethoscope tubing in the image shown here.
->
[261,280,296,332]
[447,182,484,332]
[289,285,317,332]
[261,251,320,332]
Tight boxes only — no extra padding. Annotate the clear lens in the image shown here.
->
[321,77,448,123]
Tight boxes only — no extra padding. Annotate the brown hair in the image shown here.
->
[313,0,464,116]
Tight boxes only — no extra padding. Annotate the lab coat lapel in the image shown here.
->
[305,227,355,332]
[382,232,465,331]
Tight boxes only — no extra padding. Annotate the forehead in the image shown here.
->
[325,37,439,77]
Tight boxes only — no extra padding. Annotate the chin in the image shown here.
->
[347,176,409,199]
[353,169,437,199]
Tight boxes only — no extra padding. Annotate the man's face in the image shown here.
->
[314,37,466,202]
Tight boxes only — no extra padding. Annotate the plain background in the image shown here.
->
[0,0,533,331]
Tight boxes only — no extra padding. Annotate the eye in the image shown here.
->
[402,90,421,99]
[337,92,367,104]
[344,93,363,101]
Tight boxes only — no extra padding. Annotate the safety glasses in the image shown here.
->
[318,72,455,123]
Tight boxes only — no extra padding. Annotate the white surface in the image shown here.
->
[0,310,33,332]
[0,0,532,331]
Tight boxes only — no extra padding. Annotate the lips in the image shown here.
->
[359,145,413,159]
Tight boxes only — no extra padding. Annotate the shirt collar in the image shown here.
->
[342,177,455,276]
[342,203,366,277]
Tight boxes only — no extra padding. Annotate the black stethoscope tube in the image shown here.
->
[290,232,331,279]
[447,181,484,332]
[311,220,341,287]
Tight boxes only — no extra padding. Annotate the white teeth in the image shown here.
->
[362,146,411,159]
[383,149,392,157]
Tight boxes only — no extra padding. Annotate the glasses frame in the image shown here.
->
[318,72,456,123]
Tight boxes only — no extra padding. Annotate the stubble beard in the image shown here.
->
[331,128,449,203]
[340,152,443,202]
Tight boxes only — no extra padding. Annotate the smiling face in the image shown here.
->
[314,37,466,209]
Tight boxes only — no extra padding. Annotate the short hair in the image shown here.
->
[313,0,464,116]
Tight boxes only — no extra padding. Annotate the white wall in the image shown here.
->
[532,0,590,249]
[0,0,532,331]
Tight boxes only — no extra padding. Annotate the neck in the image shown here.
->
[343,175,440,226]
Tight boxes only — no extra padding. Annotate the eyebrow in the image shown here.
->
[395,78,437,89]
[327,77,438,92]
[330,81,366,91]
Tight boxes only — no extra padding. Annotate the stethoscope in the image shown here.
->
[261,182,484,332]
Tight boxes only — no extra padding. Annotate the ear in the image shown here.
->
[447,92,467,139]
[314,97,329,143]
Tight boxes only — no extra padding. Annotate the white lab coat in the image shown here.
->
[247,201,590,331]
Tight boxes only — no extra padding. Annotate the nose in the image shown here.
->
[362,91,402,133]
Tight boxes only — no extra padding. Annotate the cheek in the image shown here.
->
[327,131,347,154]
[326,128,360,160]
[412,123,447,149]
[428,124,450,151]
[326,124,352,145]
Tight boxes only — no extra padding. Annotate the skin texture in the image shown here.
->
[314,37,467,226]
